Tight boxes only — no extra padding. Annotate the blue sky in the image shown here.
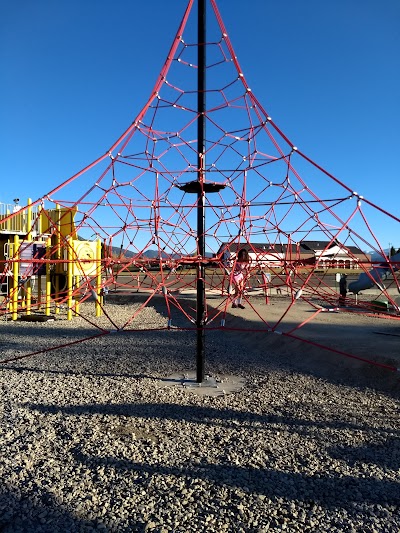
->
[1,0,399,250]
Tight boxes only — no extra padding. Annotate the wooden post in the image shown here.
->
[262,272,270,305]
[37,274,42,310]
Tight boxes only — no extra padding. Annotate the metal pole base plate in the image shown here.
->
[156,372,245,397]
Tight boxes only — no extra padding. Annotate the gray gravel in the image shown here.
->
[0,301,399,532]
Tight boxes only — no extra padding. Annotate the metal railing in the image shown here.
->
[0,202,40,234]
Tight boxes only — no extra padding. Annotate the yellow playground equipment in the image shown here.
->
[0,199,103,320]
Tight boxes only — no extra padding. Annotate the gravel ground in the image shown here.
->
[0,301,399,532]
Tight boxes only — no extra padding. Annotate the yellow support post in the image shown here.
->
[45,238,51,316]
[55,203,61,314]
[26,198,32,315]
[67,238,73,321]
[12,236,19,321]
[96,239,102,317]
[5,242,12,313]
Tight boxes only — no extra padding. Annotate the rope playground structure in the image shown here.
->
[1,0,399,379]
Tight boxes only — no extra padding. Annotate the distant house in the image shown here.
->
[300,241,369,270]
[217,241,369,270]
[217,242,307,269]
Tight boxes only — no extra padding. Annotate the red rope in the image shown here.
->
[0,332,108,365]
[1,0,399,379]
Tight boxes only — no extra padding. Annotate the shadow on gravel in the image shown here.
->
[2,293,400,397]
[0,487,113,533]
[24,400,400,439]
[329,436,400,471]
[70,448,400,510]
[20,400,400,517]
[209,320,400,399]
[150,294,400,398]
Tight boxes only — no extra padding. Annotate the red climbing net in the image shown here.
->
[1,0,399,370]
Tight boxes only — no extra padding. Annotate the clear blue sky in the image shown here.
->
[1,0,399,250]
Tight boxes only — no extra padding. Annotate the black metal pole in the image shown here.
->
[196,0,206,383]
